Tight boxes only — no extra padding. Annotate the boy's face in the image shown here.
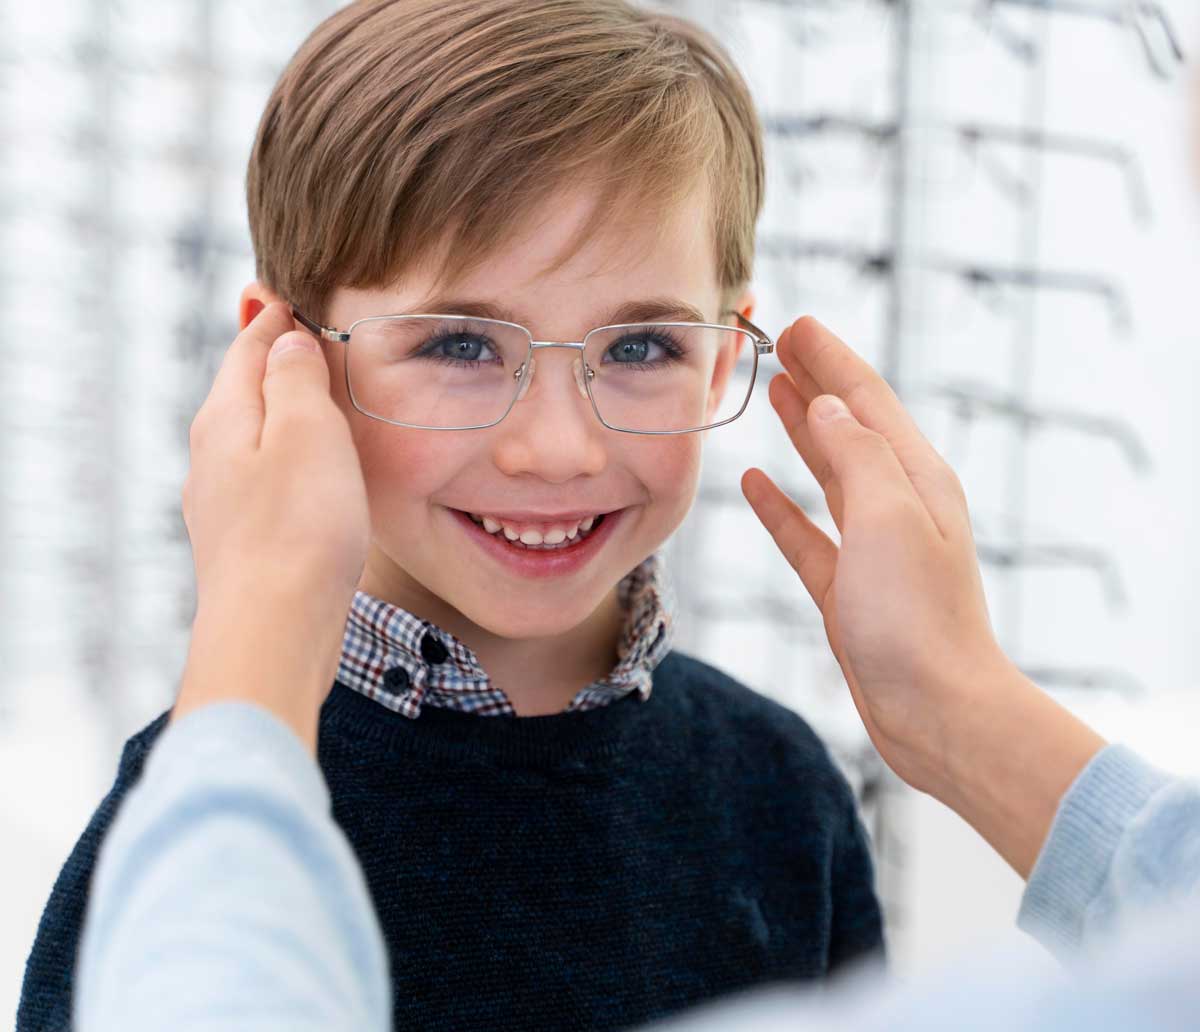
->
[277,179,749,641]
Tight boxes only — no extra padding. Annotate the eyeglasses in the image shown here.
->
[291,306,774,435]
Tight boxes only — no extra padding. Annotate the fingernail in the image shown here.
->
[812,395,849,421]
[271,334,316,358]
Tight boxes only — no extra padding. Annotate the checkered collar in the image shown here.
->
[336,552,676,718]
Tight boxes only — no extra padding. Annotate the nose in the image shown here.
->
[513,348,591,404]
[491,346,608,482]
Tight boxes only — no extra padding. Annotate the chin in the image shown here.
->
[455,593,605,641]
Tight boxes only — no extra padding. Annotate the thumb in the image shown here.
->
[805,395,916,516]
[267,328,322,364]
[261,330,333,438]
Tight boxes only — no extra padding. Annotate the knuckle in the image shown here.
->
[842,377,874,408]
[852,424,889,454]
[943,464,968,503]
[188,411,208,450]
[896,495,933,530]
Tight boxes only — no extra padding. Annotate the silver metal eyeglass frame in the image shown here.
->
[290,305,774,435]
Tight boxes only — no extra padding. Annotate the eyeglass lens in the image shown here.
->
[344,317,757,432]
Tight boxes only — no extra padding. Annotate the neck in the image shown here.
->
[358,551,627,716]
[467,591,624,715]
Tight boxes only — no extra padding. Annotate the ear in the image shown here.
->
[731,287,756,325]
[238,281,288,331]
[705,287,757,422]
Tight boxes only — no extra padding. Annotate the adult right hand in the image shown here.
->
[742,317,1105,877]
[174,301,370,752]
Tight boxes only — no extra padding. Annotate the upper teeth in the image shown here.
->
[470,513,599,545]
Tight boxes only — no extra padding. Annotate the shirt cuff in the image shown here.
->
[1017,743,1172,959]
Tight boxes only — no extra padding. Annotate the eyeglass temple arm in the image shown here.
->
[722,309,775,355]
[291,306,350,344]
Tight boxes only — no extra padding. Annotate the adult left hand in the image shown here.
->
[741,316,1105,876]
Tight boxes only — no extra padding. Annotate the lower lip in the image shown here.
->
[446,506,625,580]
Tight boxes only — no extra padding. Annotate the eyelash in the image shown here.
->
[601,330,687,372]
[416,324,502,368]
[413,325,688,370]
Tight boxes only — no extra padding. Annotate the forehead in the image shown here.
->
[404,175,721,325]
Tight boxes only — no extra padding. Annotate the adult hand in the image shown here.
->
[742,317,1104,876]
[173,302,370,751]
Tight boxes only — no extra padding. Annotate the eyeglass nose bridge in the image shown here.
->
[513,340,594,403]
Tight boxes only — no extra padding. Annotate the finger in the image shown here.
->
[806,394,939,536]
[197,302,296,452]
[777,317,967,537]
[766,358,828,482]
[260,329,336,450]
[741,467,838,608]
[768,372,845,529]
[772,344,824,404]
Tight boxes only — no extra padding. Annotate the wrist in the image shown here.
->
[929,659,1107,878]
[862,647,1017,802]
[175,583,352,752]
[930,654,1031,806]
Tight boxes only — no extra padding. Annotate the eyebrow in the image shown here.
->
[403,296,710,327]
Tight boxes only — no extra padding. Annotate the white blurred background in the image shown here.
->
[3,0,1200,1021]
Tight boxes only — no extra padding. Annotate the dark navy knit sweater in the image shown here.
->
[18,650,884,1032]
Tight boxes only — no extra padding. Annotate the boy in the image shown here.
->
[18,2,883,1029]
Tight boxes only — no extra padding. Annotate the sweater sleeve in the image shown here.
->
[1017,743,1200,961]
[827,791,886,972]
[73,702,390,1032]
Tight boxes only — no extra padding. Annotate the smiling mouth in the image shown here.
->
[452,509,610,551]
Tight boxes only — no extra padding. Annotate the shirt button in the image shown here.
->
[420,631,449,665]
[383,666,411,693]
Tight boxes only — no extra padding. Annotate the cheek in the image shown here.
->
[631,437,703,523]
[326,350,467,501]
[349,417,466,515]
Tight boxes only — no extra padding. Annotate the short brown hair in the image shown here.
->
[246,0,765,322]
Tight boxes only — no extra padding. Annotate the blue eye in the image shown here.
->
[417,331,499,366]
[604,330,686,368]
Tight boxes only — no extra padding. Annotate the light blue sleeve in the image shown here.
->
[1018,743,1200,961]
[74,702,391,1032]
[649,909,1200,1032]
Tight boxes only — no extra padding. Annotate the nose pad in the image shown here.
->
[514,356,535,402]
[512,353,592,402]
